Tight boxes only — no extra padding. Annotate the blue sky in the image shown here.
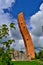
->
[0,0,43,51]
[3,0,43,19]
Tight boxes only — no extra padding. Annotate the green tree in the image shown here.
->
[0,23,16,65]
[38,50,43,59]
[35,52,39,59]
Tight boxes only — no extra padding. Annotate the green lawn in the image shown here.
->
[11,60,43,65]
[0,60,43,65]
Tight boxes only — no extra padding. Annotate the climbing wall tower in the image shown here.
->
[18,13,35,60]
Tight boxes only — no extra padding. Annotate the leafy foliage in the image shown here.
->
[0,23,16,65]
[10,23,16,30]
[38,50,43,60]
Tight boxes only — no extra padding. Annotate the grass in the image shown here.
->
[11,60,43,65]
[0,59,43,65]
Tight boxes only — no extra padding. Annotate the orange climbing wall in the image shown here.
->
[18,13,35,59]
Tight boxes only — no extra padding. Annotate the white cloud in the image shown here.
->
[0,13,12,25]
[0,0,15,25]
[1,0,43,52]
[40,3,43,11]
[0,0,25,51]
[30,3,43,49]
[0,0,18,50]
[10,22,25,51]
[10,39,25,51]
[10,24,22,40]
[0,0,25,52]
[11,3,43,51]
[0,0,15,9]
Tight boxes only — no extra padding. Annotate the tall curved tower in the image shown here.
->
[18,13,35,60]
